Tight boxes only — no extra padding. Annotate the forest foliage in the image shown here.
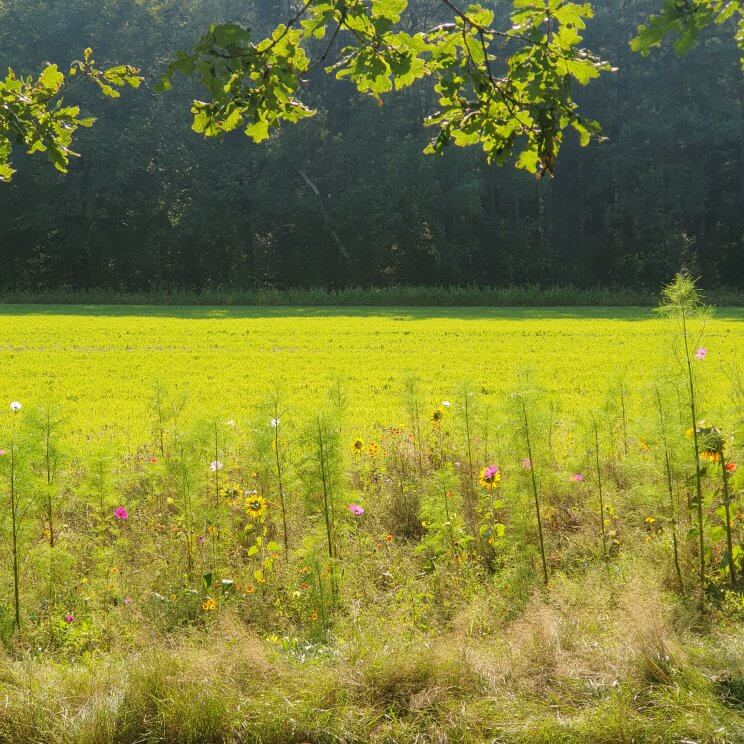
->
[0,0,742,291]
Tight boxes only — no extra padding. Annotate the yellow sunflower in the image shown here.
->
[431,406,445,426]
[479,465,501,488]
[220,483,243,501]
[244,494,268,519]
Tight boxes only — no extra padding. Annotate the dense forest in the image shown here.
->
[0,0,742,291]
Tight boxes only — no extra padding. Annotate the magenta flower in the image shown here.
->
[695,347,708,360]
[64,613,74,623]
[571,473,585,482]
[114,506,129,521]
[484,465,500,480]
[348,503,365,516]
[197,535,206,545]
[521,457,532,470]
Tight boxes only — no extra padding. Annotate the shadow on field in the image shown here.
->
[0,305,656,320]
[0,305,742,322]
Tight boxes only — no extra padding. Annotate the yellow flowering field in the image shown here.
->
[2,304,743,442]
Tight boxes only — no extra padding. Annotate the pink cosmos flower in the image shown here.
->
[64,613,74,623]
[484,465,500,480]
[695,347,708,360]
[571,473,585,482]
[348,503,365,516]
[521,457,532,470]
[114,506,129,521]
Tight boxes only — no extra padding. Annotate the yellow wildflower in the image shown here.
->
[244,494,268,519]
[202,597,217,612]
[479,465,501,488]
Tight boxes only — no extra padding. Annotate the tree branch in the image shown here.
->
[298,169,350,260]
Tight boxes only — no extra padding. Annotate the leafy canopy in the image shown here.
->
[0,48,141,182]
[632,0,744,66]
[4,1,742,184]
[157,0,617,178]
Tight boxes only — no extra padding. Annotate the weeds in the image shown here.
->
[657,273,711,602]
[517,394,549,586]
[2,284,744,307]
[0,276,739,740]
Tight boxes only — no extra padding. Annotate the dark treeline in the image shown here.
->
[0,0,742,292]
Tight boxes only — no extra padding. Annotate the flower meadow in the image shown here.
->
[0,279,742,742]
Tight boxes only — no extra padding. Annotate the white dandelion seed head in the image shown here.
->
[10,402,21,412]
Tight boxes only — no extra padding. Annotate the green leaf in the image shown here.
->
[245,120,271,143]
[38,64,65,93]
[102,65,142,89]
[516,144,539,173]
[0,162,15,183]
[465,4,495,28]
[551,2,593,31]
[212,23,251,48]
[716,1,739,23]
[372,0,407,22]
[564,58,600,85]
